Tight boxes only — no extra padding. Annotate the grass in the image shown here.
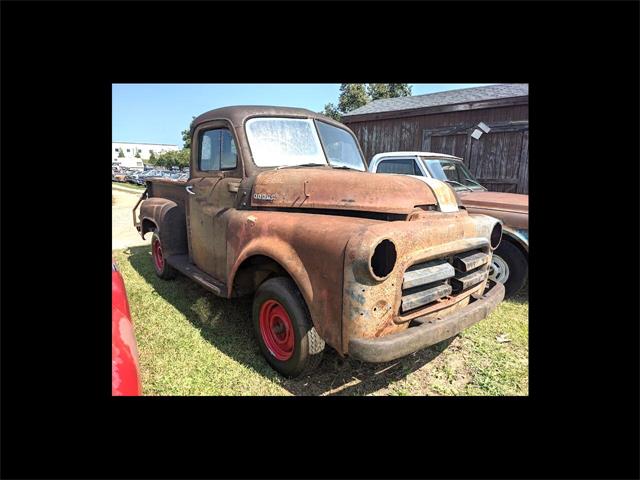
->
[113,246,528,396]
[112,181,146,190]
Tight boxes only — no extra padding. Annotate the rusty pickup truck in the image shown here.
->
[133,106,505,378]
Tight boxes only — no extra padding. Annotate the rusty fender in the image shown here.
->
[341,210,500,354]
[226,209,382,353]
[138,197,188,257]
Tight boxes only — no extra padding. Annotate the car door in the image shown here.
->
[186,121,242,282]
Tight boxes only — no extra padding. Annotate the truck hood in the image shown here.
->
[458,191,528,214]
[251,168,442,215]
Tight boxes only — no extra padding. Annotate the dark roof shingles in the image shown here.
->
[343,84,528,117]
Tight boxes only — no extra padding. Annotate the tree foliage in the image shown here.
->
[181,116,195,149]
[118,148,125,158]
[154,148,190,168]
[321,83,412,122]
[321,102,341,121]
[367,83,412,100]
[337,83,369,114]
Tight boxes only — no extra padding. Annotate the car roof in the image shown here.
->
[371,151,463,163]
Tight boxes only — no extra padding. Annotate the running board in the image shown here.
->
[165,254,226,297]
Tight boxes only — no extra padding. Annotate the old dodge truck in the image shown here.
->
[133,106,505,378]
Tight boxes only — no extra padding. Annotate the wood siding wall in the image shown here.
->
[345,105,529,194]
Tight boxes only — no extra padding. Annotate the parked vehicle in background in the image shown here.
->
[125,170,142,184]
[113,171,128,182]
[133,106,505,378]
[112,258,141,396]
[369,152,528,297]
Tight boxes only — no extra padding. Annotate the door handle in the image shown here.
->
[185,185,196,195]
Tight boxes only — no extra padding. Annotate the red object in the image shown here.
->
[112,259,141,396]
[259,300,294,361]
[152,237,164,271]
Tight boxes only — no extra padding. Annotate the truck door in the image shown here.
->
[186,123,242,282]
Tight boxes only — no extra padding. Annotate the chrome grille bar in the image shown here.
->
[401,283,452,312]
[452,251,489,272]
[451,269,489,291]
[402,260,455,289]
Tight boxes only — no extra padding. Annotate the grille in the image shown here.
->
[400,249,490,314]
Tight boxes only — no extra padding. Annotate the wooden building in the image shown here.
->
[342,84,529,193]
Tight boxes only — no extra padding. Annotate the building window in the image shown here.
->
[126,149,130,152]
[115,148,119,152]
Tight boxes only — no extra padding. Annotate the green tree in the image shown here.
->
[181,116,196,149]
[118,148,124,158]
[321,102,342,121]
[366,83,391,101]
[148,150,157,164]
[367,83,412,100]
[321,84,413,121]
[135,149,141,158]
[387,83,412,97]
[337,83,369,114]
[155,149,190,169]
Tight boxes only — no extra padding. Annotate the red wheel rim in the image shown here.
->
[152,238,164,271]
[259,300,294,361]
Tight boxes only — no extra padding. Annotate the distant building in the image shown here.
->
[112,142,180,169]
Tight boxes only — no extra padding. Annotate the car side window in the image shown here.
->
[199,128,237,171]
[220,130,238,170]
[377,159,421,175]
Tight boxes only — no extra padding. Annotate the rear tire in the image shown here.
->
[151,232,177,280]
[491,241,527,297]
[253,277,325,378]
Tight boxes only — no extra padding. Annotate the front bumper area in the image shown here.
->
[348,280,505,363]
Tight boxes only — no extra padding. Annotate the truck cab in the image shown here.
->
[133,107,505,378]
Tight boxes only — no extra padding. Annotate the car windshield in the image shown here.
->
[423,158,485,191]
[245,117,366,171]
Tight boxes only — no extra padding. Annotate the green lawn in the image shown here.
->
[112,181,146,191]
[114,246,528,396]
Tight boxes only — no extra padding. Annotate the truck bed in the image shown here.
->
[146,178,188,210]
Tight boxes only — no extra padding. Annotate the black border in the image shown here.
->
[2,1,639,479]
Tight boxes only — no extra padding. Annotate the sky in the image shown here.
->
[112,84,496,146]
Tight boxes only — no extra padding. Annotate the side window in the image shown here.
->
[377,159,420,175]
[220,130,238,170]
[198,128,237,171]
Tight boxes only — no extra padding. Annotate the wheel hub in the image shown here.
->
[259,300,294,361]
[489,254,510,283]
[152,239,164,271]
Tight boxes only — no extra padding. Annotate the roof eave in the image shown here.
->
[342,95,528,123]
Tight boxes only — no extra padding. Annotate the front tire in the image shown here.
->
[151,232,177,280]
[253,277,325,378]
[490,241,527,297]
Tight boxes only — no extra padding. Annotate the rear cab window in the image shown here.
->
[377,158,422,175]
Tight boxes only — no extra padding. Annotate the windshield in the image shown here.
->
[245,117,366,171]
[423,158,485,191]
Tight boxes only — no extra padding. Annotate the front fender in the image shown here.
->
[228,237,313,310]
[225,209,374,353]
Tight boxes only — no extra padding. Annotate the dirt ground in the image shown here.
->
[112,188,149,250]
